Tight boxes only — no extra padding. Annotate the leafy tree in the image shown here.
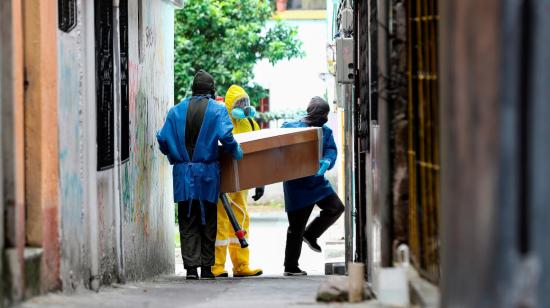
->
[174,0,304,105]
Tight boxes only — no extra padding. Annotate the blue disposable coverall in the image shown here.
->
[282,120,338,212]
[157,96,239,205]
[281,119,344,271]
[157,96,239,270]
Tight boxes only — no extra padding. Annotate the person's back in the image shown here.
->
[160,97,240,202]
[157,70,243,280]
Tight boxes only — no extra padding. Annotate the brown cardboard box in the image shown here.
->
[220,127,322,193]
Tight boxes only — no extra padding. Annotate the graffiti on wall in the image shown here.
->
[119,0,174,280]
[57,0,175,289]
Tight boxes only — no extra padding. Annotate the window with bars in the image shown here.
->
[95,0,130,170]
[406,0,441,284]
[58,0,77,32]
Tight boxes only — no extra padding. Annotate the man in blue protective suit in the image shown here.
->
[281,97,345,276]
[157,70,243,280]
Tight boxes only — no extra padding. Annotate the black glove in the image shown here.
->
[252,186,265,202]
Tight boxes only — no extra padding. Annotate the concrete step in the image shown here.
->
[23,248,43,299]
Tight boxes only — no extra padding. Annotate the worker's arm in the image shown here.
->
[322,127,338,170]
[316,127,337,176]
[218,107,242,159]
[156,110,178,164]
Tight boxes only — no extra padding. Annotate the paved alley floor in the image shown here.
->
[19,275,381,308]
[175,207,345,276]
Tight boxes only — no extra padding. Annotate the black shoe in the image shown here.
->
[201,267,215,280]
[284,267,307,276]
[303,234,322,253]
[186,268,198,280]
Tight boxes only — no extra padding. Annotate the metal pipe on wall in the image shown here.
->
[84,0,100,291]
[344,83,356,268]
[0,1,5,299]
[112,0,125,282]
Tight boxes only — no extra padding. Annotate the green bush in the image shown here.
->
[174,0,304,104]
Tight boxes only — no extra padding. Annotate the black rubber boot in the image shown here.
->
[303,234,322,253]
[284,267,307,276]
[186,268,198,280]
[201,266,216,280]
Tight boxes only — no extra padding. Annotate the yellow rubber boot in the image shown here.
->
[229,244,263,277]
[212,202,230,277]
[212,245,229,277]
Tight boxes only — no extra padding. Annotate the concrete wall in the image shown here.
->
[439,0,503,306]
[57,0,174,291]
[120,0,174,282]
[1,0,27,302]
[22,0,61,293]
[57,0,95,290]
[440,0,550,306]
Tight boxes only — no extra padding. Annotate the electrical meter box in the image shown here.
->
[336,37,354,84]
[339,7,354,32]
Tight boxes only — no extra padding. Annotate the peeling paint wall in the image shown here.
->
[57,0,94,290]
[1,0,27,302]
[57,0,174,291]
[121,0,174,281]
[22,0,62,294]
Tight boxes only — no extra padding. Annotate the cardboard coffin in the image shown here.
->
[220,127,322,193]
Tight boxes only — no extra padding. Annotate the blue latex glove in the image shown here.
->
[317,159,330,176]
[233,143,244,161]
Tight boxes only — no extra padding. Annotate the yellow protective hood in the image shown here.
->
[224,85,249,118]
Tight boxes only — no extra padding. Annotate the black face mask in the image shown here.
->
[303,97,330,127]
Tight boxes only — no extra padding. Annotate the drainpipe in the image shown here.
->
[339,0,356,271]
[112,0,125,282]
[85,0,100,291]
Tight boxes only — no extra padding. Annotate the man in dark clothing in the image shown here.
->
[281,97,345,276]
[157,70,243,280]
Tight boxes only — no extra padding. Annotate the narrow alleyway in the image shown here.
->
[18,275,379,308]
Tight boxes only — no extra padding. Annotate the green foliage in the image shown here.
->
[174,0,304,104]
[246,83,270,107]
[175,228,181,248]
[175,203,179,224]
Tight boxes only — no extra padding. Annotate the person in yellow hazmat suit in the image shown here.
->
[212,85,264,277]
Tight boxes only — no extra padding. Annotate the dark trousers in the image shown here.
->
[178,200,217,269]
[284,193,345,268]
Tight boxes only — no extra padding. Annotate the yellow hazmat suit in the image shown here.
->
[212,85,263,277]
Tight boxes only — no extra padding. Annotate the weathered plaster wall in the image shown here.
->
[22,0,61,292]
[57,0,174,291]
[1,0,27,301]
[121,0,174,281]
[57,0,94,291]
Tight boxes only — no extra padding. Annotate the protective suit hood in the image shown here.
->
[224,85,256,120]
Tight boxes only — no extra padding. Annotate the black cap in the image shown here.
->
[191,70,215,96]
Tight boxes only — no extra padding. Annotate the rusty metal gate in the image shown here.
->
[407,0,440,283]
